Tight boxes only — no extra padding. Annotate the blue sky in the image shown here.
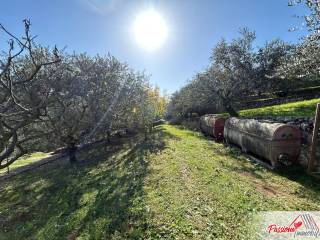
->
[0,0,309,93]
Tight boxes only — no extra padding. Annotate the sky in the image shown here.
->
[0,0,309,93]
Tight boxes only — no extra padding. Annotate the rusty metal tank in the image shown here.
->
[200,115,226,140]
[224,118,302,167]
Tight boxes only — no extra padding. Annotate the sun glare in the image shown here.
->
[133,9,168,51]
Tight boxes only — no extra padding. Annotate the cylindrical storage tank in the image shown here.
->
[224,118,302,167]
[200,115,226,140]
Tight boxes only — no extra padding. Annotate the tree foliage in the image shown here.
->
[0,20,61,168]
[167,29,295,118]
[279,1,320,84]
[289,0,320,40]
[0,21,163,167]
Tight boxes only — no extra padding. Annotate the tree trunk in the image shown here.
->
[222,99,239,117]
[68,143,77,164]
[144,129,148,140]
[107,130,111,143]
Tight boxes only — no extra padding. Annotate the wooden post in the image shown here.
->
[308,103,320,173]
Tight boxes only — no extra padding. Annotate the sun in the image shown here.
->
[133,9,168,51]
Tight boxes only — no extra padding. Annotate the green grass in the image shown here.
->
[239,98,320,117]
[0,152,50,174]
[1,125,320,239]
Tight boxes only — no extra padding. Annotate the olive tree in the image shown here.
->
[276,1,320,84]
[44,54,154,162]
[167,30,295,118]
[275,39,320,84]
[289,0,320,40]
[255,40,295,94]
[0,20,61,169]
[1,21,160,166]
[204,28,256,116]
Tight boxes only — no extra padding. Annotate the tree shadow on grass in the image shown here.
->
[195,132,320,205]
[0,127,176,240]
[216,142,320,204]
[276,166,320,201]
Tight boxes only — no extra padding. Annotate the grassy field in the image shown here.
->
[239,98,320,117]
[1,125,320,239]
[0,152,50,174]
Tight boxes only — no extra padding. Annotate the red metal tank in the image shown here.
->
[200,115,226,140]
[224,118,302,167]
